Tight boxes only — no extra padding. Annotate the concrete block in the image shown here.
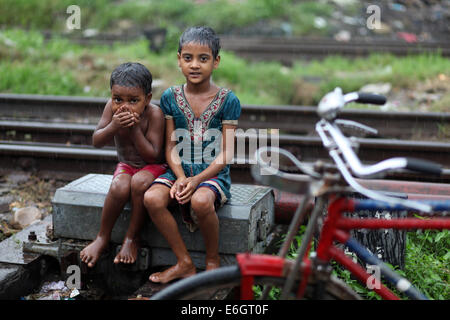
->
[0,216,51,265]
[52,174,274,267]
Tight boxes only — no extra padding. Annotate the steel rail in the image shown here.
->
[0,140,448,183]
[0,121,448,164]
[41,31,450,59]
[1,93,448,139]
[219,37,450,63]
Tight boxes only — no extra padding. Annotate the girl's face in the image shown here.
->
[177,42,220,85]
[110,85,151,114]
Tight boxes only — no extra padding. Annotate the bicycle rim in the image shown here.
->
[150,265,361,300]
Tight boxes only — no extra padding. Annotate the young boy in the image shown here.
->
[143,26,241,283]
[80,62,166,268]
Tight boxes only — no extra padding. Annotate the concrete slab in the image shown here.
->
[0,216,54,299]
[0,215,51,265]
[52,174,274,268]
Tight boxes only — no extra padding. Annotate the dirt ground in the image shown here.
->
[0,171,66,242]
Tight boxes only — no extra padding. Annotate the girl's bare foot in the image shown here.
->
[80,236,109,268]
[114,238,139,264]
[149,260,196,284]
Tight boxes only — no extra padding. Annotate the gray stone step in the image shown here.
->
[52,174,274,268]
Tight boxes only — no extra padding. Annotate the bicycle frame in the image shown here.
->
[152,88,448,301]
[236,197,450,300]
[240,87,448,300]
[317,197,450,300]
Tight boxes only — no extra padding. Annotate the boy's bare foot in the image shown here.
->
[205,256,220,271]
[80,236,109,268]
[114,238,139,264]
[149,260,196,284]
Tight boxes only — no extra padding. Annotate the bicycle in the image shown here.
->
[151,87,450,300]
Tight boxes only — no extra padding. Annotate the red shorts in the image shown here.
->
[113,162,167,179]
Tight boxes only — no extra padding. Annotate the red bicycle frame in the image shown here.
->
[237,197,450,300]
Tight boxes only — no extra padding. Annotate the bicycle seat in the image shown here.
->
[251,147,316,194]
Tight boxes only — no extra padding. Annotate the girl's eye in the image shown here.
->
[131,99,138,104]
[114,98,122,103]
[200,56,208,62]
[184,55,191,61]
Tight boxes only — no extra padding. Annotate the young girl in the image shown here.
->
[143,26,241,283]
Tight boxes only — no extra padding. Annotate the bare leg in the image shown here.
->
[114,170,155,264]
[191,187,220,271]
[80,174,131,267]
[144,184,196,283]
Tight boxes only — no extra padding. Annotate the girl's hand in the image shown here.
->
[170,177,187,199]
[175,176,201,205]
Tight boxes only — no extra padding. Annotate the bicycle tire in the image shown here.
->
[150,265,361,300]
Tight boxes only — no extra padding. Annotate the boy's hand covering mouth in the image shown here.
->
[112,106,135,128]
[115,105,130,114]
[112,104,133,114]
[132,112,140,125]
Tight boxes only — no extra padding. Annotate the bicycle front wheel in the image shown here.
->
[150,265,361,300]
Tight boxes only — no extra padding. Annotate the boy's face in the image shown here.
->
[110,85,151,115]
[177,42,220,85]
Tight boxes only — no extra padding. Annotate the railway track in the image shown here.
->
[1,93,448,182]
[220,36,450,64]
[1,93,448,140]
[42,31,450,62]
[0,119,448,164]
[0,135,448,183]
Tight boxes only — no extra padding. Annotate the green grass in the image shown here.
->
[1,28,449,109]
[1,28,298,103]
[0,61,83,95]
[329,229,449,300]
[253,225,309,300]
[0,0,117,30]
[335,229,450,300]
[258,222,449,300]
[287,1,334,36]
[292,54,450,104]
[0,0,336,37]
[404,228,450,299]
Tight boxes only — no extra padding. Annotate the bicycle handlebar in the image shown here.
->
[317,88,444,211]
[316,88,443,178]
[316,120,442,178]
[317,88,387,121]
[354,92,387,105]
[405,158,443,176]
[334,119,378,136]
[253,87,443,212]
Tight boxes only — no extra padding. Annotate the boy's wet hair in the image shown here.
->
[110,62,152,95]
[178,26,221,59]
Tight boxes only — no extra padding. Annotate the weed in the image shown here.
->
[1,29,449,108]
[265,223,449,300]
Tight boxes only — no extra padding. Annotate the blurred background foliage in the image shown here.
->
[0,0,449,110]
[0,0,335,37]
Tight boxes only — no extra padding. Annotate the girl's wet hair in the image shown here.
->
[178,26,221,59]
[110,62,152,95]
